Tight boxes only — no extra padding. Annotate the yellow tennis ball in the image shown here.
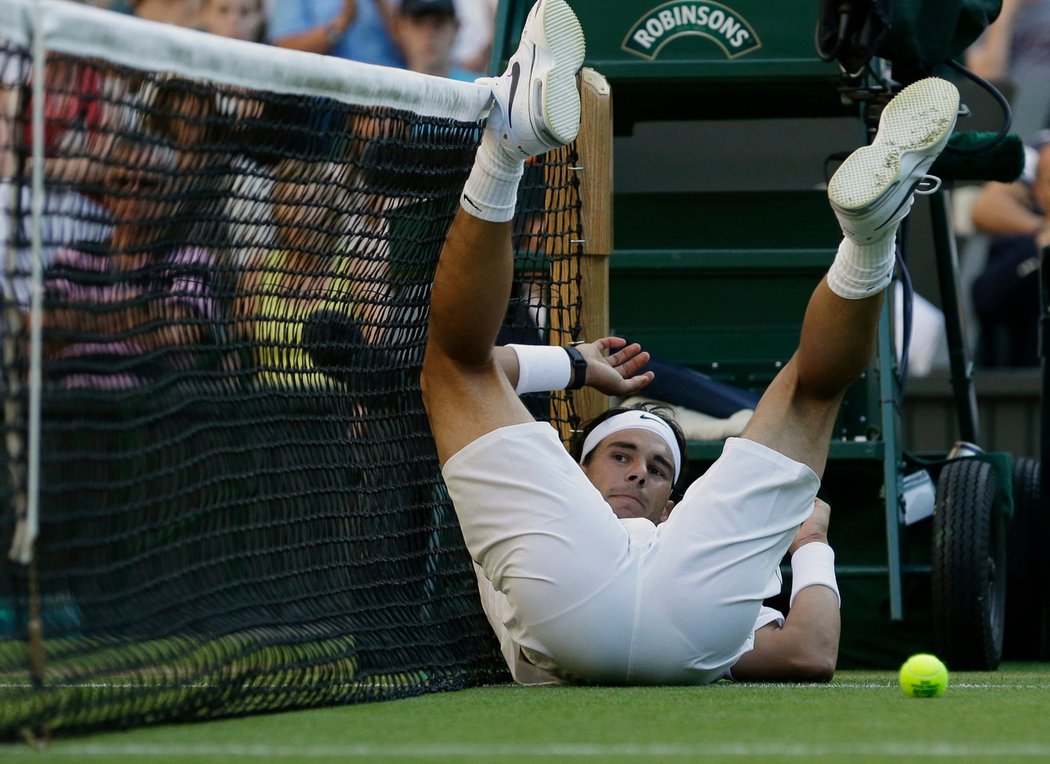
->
[899,653,948,698]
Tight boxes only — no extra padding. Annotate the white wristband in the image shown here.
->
[508,344,571,394]
[789,542,840,608]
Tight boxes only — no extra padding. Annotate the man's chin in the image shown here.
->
[608,497,648,521]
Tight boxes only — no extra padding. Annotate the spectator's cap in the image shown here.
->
[401,0,456,17]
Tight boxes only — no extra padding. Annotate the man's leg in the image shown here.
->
[422,0,586,464]
[635,80,962,683]
[742,78,961,477]
[422,7,647,684]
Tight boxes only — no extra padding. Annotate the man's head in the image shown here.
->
[572,405,686,524]
[395,0,460,77]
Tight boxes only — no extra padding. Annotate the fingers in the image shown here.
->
[615,349,650,378]
[602,340,646,366]
[583,338,654,390]
[590,336,627,353]
[622,371,655,393]
[594,370,654,396]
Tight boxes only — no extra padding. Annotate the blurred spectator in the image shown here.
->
[269,0,405,68]
[1,56,117,310]
[41,133,235,390]
[198,0,268,42]
[393,0,482,81]
[236,152,395,390]
[971,137,1049,238]
[965,0,1050,142]
[451,0,497,74]
[967,133,1049,367]
[140,74,274,264]
[0,57,17,182]
[131,0,202,27]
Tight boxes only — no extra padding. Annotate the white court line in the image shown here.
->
[30,742,1050,758]
[793,681,1050,690]
[0,688,405,692]
[2,683,1049,692]
[3,681,1049,690]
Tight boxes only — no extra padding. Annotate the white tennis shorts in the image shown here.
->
[442,421,820,685]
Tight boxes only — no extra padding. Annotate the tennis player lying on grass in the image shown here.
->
[421,0,960,684]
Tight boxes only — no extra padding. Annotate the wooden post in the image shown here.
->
[546,68,613,444]
[573,67,613,427]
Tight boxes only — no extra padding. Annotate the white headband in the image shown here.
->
[579,410,682,483]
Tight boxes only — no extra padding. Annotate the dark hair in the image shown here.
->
[571,402,688,499]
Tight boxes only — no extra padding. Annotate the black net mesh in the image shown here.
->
[0,34,583,737]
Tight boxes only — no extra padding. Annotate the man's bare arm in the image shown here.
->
[728,585,840,682]
[971,180,1042,236]
[730,499,840,683]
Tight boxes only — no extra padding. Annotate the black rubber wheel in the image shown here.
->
[932,458,1006,670]
[1003,458,1043,659]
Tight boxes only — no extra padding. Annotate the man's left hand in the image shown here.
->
[577,337,654,396]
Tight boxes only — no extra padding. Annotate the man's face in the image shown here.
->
[581,428,676,523]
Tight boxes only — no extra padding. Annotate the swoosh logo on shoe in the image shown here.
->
[507,61,521,129]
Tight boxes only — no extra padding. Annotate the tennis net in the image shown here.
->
[0,0,589,739]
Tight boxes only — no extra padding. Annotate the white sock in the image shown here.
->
[460,126,524,223]
[826,231,897,299]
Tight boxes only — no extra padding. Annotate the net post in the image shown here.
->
[572,68,613,427]
[547,67,612,444]
[8,0,44,568]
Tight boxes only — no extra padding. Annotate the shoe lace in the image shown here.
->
[915,175,942,195]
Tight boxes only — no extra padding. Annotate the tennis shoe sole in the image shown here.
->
[829,77,960,243]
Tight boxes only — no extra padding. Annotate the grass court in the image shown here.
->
[2,663,1048,762]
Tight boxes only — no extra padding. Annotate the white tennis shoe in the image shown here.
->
[486,0,586,160]
[828,77,960,244]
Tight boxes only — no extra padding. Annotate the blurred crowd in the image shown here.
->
[76,0,497,80]
[27,0,1050,378]
[862,0,1050,375]
[0,0,506,392]
[959,0,1050,371]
